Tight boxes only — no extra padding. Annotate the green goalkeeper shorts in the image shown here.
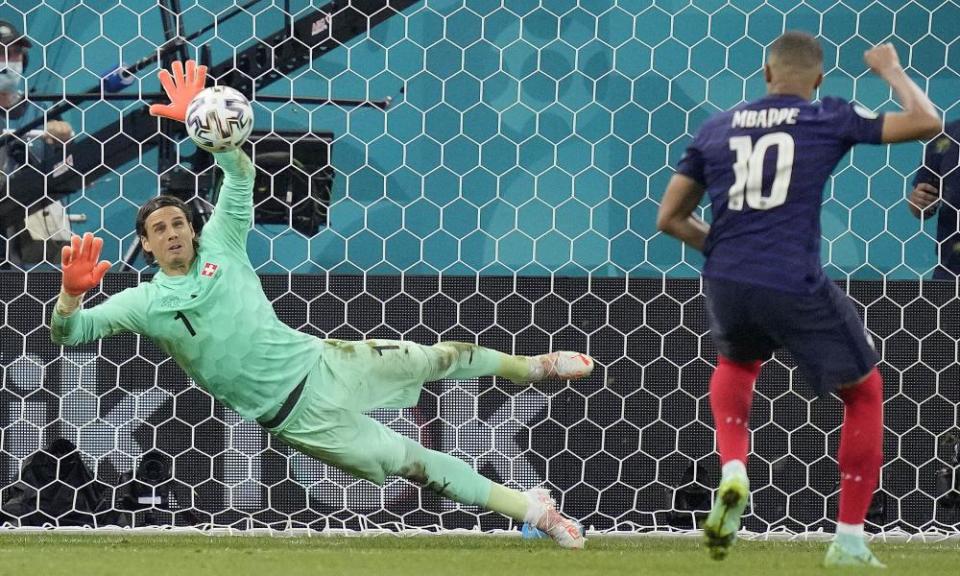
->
[265,338,443,485]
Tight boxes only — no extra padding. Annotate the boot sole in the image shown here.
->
[702,482,748,561]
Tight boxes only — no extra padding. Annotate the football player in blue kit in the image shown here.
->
[908,118,960,279]
[656,32,940,567]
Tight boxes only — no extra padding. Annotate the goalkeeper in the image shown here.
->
[49,60,591,549]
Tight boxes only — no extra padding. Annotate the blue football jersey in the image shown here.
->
[676,95,885,293]
[912,119,960,278]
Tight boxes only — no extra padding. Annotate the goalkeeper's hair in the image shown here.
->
[135,196,200,266]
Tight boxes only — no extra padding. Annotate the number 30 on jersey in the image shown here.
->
[727,132,795,210]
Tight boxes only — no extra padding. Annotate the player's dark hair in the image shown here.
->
[769,31,823,70]
[136,196,200,266]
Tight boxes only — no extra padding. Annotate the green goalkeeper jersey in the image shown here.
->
[50,149,323,421]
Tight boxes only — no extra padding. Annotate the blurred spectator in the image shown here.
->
[908,119,960,280]
[0,19,75,266]
[0,20,73,144]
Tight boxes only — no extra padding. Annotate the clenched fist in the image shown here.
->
[864,43,902,77]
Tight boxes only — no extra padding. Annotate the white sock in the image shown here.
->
[526,356,545,382]
[721,459,747,481]
[836,522,864,539]
[523,491,545,525]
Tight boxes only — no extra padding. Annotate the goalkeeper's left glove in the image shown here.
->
[149,59,208,123]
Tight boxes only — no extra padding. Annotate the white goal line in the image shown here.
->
[2,525,958,544]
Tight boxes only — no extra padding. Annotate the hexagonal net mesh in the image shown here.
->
[1,0,958,535]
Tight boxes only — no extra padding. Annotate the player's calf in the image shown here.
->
[826,368,885,569]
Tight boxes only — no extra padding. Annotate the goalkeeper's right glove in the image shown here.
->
[148,59,208,123]
[61,232,111,297]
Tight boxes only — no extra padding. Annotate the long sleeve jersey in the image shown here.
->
[51,150,323,420]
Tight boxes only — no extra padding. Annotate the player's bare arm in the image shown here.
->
[865,43,941,143]
[656,173,709,252]
[907,182,940,219]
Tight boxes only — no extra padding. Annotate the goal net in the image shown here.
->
[1,0,958,535]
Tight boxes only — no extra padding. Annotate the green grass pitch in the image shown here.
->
[0,533,957,576]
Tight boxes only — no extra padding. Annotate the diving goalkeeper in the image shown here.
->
[49,60,591,548]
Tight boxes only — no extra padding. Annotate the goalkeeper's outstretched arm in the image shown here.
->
[147,59,256,254]
[201,148,257,254]
[50,232,142,346]
[211,149,256,222]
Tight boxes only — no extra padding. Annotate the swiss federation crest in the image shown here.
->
[201,262,219,277]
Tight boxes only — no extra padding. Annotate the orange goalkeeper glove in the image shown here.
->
[148,59,208,123]
[61,233,111,297]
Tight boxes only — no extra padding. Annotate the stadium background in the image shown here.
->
[1,0,959,535]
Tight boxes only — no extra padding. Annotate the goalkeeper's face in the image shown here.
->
[140,206,197,274]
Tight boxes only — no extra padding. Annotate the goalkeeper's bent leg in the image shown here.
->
[323,339,529,391]
[322,340,593,404]
[277,404,492,505]
[394,435,492,505]
[273,380,584,548]
[422,342,529,382]
[396,437,585,549]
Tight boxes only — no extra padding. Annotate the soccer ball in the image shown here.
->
[185,86,254,153]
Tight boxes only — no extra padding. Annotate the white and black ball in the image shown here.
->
[185,86,254,153]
